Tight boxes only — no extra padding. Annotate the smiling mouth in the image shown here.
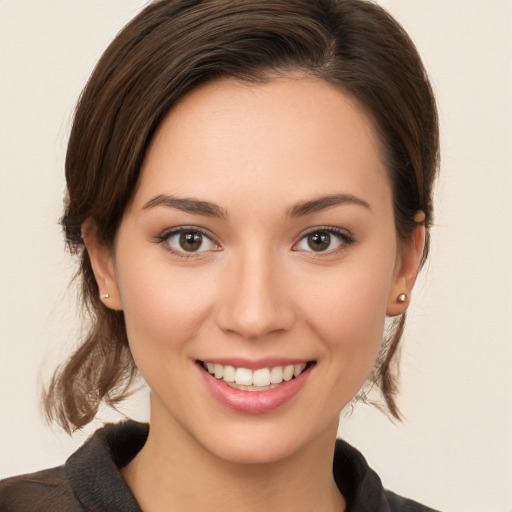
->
[198,361,315,391]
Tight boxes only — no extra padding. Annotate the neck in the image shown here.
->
[122,405,345,512]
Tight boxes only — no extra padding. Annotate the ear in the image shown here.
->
[386,212,426,317]
[82,218,123,311]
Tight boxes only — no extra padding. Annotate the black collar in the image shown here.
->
[64,420,434,512]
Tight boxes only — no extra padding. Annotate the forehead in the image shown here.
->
[134,77,390,213]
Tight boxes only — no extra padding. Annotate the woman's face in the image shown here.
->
[92,77,420,464]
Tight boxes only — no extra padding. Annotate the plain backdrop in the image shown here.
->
[0,1,511,511]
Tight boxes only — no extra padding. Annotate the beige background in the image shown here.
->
[1,1,511,511]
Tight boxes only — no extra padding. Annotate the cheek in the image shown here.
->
[302,257,395,375]
[115,254,218,364]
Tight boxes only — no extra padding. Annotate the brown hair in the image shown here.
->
[45,0,439,432]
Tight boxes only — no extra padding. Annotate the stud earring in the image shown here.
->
[100,292,110,299]
[397,293,407,303]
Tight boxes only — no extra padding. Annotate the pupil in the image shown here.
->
[180,232,202,251]
[308,232,330,251]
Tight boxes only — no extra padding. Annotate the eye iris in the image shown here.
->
[179,231,202,251]
[308,232,330,251]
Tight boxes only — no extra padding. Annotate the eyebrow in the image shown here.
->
[288,194,371,217]
[142,192,370,219]
[142,195,227,218]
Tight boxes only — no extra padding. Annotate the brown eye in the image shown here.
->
[307,231,331,252]
[293,227,352,254]
[163,228,217,254]
[179,231,203,251]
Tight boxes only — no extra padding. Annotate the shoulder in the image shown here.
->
[0,421,148,512]
[384,490,441,512]
[0,465,80,512]
[333,438,441,512]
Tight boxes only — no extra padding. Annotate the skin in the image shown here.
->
[84,77,425,512]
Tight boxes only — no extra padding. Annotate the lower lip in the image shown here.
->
[199,364,313,414]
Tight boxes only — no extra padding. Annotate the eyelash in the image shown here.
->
[154,225,355,259]
[155,227,220,260]
[293,226,355,255]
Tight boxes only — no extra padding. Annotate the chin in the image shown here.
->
[186,410,340,467]
[200,429,309,466]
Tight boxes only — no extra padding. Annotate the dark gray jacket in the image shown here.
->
[0,421,440,511]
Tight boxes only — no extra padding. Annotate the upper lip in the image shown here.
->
[196,357,314,370]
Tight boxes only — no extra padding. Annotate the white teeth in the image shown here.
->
[270,366,283,384]
[235,367,253,386]
[294,363,306,377]
[253,368,271,387]
[214,363,223,379]
[283,365,294,381]
[226,383,279,391]
[203,361,309,388]
[223,365,235,382]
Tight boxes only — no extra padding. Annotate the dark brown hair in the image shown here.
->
[45,0,439,432]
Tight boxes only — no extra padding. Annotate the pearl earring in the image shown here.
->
[100,293,110,299]
[397,293,407,303]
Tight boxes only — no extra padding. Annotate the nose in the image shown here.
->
[215,248,295,340]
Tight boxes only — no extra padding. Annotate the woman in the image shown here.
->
[0,0,440,510]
